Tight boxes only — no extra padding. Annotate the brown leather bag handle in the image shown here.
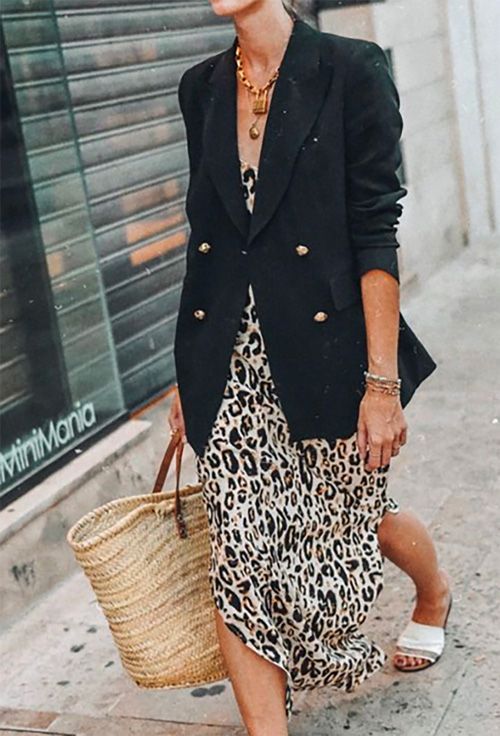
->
[152,429,187,539]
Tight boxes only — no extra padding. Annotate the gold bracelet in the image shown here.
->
[365,381,400,396]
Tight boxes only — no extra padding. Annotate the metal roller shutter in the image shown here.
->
[54,1,234,407]
[2,0,234,414]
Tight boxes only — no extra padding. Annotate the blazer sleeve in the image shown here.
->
[344,41,407,283]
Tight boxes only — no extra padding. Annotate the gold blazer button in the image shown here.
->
[198,241,211,253]
[313,311,329,322]
[295,244,309,256]
[193,309,206,320]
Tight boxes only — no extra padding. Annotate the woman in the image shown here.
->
[169,1,453,733]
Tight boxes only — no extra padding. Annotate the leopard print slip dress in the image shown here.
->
[194,158,401,721]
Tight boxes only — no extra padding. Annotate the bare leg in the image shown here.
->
[377,509,453,669]
[214,609,289,735]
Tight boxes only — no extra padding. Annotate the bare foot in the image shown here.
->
[393,567,453,670]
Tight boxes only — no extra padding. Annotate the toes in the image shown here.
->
[394,654,409,667]
[394,654,427,669]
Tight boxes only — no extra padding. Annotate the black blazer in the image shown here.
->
[174,17,437,458]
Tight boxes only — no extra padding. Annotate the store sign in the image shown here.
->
[0,401,97,487]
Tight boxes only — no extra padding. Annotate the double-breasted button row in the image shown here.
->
[194,308,328,322]
[193,309,328,322]
[192,241,328,322]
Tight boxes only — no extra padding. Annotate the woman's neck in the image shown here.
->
[233,5,294,86]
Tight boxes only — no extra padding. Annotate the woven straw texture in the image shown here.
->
[67,482,229,688]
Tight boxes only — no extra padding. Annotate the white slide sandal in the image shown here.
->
[394,595,453,671]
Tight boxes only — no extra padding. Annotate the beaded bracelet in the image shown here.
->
[363,370,401,387]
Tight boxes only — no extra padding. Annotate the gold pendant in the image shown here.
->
[252,88,268,115]
[249,123,260,139]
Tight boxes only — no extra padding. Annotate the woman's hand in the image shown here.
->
[356,389,407,470]
[168,385,186,440]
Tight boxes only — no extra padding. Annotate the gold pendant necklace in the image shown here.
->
[235,44,280,139]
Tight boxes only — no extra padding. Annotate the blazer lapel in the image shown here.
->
[203,34,249,241]
[203,18,332,246]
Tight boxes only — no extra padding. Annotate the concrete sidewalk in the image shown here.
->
[1,240,499,735]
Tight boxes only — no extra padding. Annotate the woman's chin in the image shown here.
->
[209,0,254,19]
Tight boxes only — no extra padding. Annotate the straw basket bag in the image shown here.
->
[66,428,229,689]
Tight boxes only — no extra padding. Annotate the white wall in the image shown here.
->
[318,0,500,288]
[468,0,500,234]
[446,0,498,238]
[474,0,500,233]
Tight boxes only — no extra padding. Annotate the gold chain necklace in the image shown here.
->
[235,44,280,139]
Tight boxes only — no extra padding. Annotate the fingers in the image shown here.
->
[168,406,177,430]
[399,425,408,446]
[357,424,368,461]
[364,436,384,471]
[168,389,186,439]
[381,438,392,467]
[391,425,408,457]
[365,429,407,471]
[365,438,389,471]
[169,413,185,434]
[169,421,186,443]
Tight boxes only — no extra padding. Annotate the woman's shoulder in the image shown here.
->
[177,49,225,118]
[178,48,226,93]
[317,27,389,75]
[178,24,390,106]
